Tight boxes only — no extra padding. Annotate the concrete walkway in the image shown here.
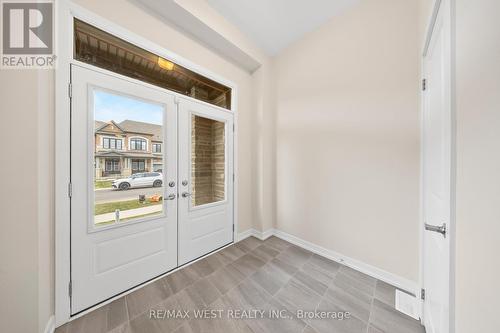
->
[95,204,163,224]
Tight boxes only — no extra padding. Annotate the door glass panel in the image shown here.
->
[191,115,225,206]
[93,89,164,226]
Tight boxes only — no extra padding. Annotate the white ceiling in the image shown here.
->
[206,0,359,56]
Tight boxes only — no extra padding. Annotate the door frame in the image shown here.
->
[55,0,239,326]
[419,0,456,331]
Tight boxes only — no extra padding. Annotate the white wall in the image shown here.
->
[455,0,500,331]
[251,62,277,233]
[273,0,421,282]
[0,71,42,333]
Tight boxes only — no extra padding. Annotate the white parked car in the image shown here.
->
[112,172,163,190]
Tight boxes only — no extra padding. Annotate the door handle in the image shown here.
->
[424,223,447,237]
[181,192,192,198]
[165,193,176,200]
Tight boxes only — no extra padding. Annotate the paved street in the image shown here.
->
[94,204,163,224]
[95,187,163,203]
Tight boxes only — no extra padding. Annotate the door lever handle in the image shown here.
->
[424,223,446,237]
[182,192,192,198]
[165,193,176,200]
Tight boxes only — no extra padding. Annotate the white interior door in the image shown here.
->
[71,65,178,314]
[422,1,451,332]
[178,99,234,265]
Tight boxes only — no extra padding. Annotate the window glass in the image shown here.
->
[191,115,225,206]
[153,143,161,153]
[94,89,164,226]
[75,19,232,110]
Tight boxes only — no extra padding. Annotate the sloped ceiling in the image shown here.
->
[206,0,359,55]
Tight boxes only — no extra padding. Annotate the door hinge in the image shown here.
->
[69,280,73,298]
[68,182,72,198]
[422,79,427,91]
[233,173,235,182]
[68,83,72,99]
[421,288,425,301]
[233,124,235,132]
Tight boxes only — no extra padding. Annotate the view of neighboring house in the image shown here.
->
[94,120,163,179]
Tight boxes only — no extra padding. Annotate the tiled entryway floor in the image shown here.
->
[56,236,425,333]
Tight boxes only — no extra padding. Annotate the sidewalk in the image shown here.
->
[94,204,162,224]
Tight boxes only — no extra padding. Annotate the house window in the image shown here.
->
[152,143,161,153]
[105,159,120,172]
[103,137,122,149]
[131,159,146,172]
[130,138,146,151]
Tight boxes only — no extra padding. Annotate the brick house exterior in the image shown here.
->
[94,120,163,179]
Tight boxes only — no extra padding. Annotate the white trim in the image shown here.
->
[56,0,239,327]
[236,229,254,241]
[55,0,72,326]
[44,315,55,333]
[237,228,273,241]
[423,0,442,57]
[238,228,420,297]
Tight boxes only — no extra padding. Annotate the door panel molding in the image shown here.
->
[70,65,178,314]
[178,98,234,265]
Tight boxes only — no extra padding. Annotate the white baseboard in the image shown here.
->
[237,228,273,241]
[395,289,420,320]
[236,228,254,241]
[44,315,55,333]
[238,228,420,297]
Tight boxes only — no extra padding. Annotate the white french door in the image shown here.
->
[178,99,234,265]
[70,65,234,314]
[70,65,178,314]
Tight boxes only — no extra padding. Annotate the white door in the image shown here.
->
[178,99,234,265]
[422,1,452,332]
[71,65,178,314]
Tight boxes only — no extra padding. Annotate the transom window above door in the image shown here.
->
[74,19,232,110]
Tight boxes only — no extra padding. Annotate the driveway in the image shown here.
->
[95,187,162,203]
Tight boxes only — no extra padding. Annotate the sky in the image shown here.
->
[94,89,163,125]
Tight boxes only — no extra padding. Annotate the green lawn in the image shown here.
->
[94,180,113,189]
[94,198,162,215]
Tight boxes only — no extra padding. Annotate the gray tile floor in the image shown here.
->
[56,236,425,333]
